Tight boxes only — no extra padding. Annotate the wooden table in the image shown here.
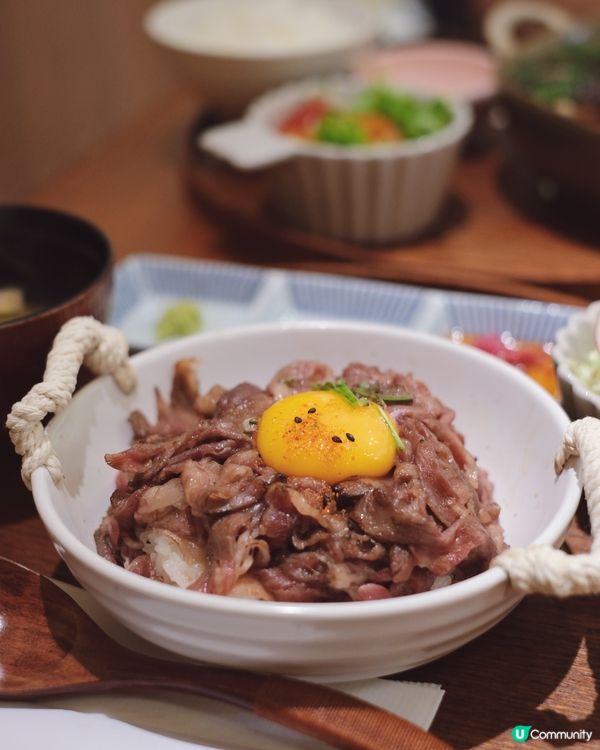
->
[4,89,600,749]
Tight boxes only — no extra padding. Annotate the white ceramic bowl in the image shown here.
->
[31,322,579,682]
[201,78,473,243]
[143,0,374,116]
[554,300,600,419]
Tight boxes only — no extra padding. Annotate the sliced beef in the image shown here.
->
[195,384,227,418]
[258,482,301,548]
[106,423,251,485]
[94,515,121,564]
[214,383,273,432]
[97,358,505,602]
[134,477,186,525]
[258,550,391,602]
[180,458,221,516]
[201,504,263,595]
[267,361,334,399]
[170,358,201,412]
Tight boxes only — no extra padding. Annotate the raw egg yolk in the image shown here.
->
[256,391,397,483]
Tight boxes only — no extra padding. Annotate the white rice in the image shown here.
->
[141,529,206,588]
[174,0,364,56]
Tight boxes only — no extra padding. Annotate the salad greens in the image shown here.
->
[280,84,453,147]
[507,30,600,108]
[353,85,453,140]
[316,112,369,145]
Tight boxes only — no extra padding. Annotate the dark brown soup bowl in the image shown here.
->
[0,205,112,493]
[500,24,600,204]
[501,86,600,203]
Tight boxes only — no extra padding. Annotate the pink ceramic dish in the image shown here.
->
[356,41,498,105]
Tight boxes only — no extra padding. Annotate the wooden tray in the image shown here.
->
[186,119,600,306]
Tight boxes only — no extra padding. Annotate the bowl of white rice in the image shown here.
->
[144,0,375,115]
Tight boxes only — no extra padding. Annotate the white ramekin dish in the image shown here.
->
[143,0,374,116]
[28,321,579,682]
[201,78,473,243]
[554,300,600,419]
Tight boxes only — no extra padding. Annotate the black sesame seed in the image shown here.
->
[307,407,317,414]
[346,432,355,442]
[332,435,343,443]
[277,473,287,483]
[294,416,302,423]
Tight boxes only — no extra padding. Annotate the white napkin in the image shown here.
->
[2,582,444,750]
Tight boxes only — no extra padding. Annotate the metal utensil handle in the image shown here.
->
[6,316,135,489]
[493,417,600,596]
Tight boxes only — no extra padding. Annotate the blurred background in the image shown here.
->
[0,0,176,200]
[2,0,597,201]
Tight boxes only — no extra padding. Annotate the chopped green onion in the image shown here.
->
[315,378,406,452]
[354,383,413,404]
[315,380,362,406]
[333,380,362,405]
[377,404,406,452]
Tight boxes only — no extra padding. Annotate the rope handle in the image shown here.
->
[6,316,136,490]
[493,417,600,596]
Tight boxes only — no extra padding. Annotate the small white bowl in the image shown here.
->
[144,0,374,116]
[201,78,473,243]
[554,300,600,419]
[30,322,578,681]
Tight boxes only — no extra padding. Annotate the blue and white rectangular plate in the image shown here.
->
[111,255,575,351]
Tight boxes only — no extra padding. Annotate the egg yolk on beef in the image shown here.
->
[256,391,397,483]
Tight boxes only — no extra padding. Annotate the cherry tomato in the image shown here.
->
[279,98,330,139]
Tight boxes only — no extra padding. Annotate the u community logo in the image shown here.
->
[512,726,532,742]
[512,725,593,743]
